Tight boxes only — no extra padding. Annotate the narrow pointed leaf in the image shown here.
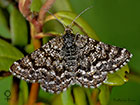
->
[99,85,110,105]
[61,88,75,105]
[18,80,29,105]
[73,87,87,105]
[30,0,42,12]
[0,8,11,38]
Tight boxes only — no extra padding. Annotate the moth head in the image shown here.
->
[64,26,73,34]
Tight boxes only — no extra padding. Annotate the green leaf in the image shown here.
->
[61,88,75,105]
[43,20,64,34]
[99,85,110,105]
[10,6,28,47]
[0,8,11,38]
[24,42,35,54]
[52,0,72,11]
[30,0,42,12]
[0,38,23,71]
[104,65,129,86]
[0,76,12,105]
[18,80,29,105]
[51,94,62,105]
[73,87,87,105]
[38,89,55,103]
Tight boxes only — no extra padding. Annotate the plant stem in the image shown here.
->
[27,83,40,105]
[91,89,99,105]
[34,32,59,39]
[127,72,140,83]
[38,0,56,24]
[0,71,11,77]
[19,0,32,17]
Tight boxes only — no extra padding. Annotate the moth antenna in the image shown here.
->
[69,6,93,28]
[47,10,66,29]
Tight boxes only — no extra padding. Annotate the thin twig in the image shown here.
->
[91,89,99,105]
[127,72,140,83]
[34,32,59,39]
[19,0,42,33]
[23,0,32,17]
[19,0,56,33]
[38,0,56,24]
[0,71,11,77]
[18,0,32,18]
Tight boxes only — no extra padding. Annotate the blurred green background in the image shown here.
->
[0,0,140,105]
[70,0,140,105]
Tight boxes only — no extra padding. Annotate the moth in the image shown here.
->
[9,7,132,94]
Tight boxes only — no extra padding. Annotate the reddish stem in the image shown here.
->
[38,0,56,24]
[18,0,32,17]
[27,83,40,105]
[19,0,56,33]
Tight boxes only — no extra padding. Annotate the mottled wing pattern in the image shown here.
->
[10,36,72,94]
[74,34,132,88]
[10,29,132,94]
